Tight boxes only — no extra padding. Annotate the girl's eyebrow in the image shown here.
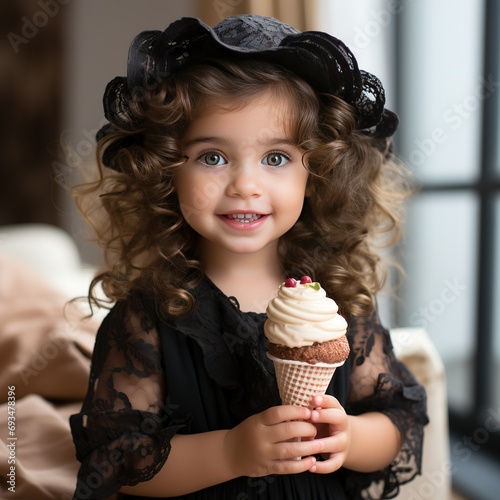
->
[183,136,224,148]
[183,136,297,148]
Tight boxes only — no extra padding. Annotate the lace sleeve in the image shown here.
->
[342,310,429,499]
[70,294,188,500]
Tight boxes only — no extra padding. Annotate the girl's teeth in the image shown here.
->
[227,214,261,223]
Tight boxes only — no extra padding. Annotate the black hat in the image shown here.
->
[98,15,398,168]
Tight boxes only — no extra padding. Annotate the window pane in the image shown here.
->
[398,0,483,183]
[400,193,479,412]
[494,196,500,409]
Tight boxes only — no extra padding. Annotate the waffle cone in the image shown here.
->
[268,354,344,407]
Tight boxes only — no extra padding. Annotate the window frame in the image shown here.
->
[395,0,500,469]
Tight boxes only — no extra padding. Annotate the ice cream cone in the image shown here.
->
[267,354,344,407]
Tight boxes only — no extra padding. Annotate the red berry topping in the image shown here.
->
[300,276,312,284]
[284,278,297,287]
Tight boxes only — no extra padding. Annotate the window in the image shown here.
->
[319,0,500,495]
[395,0,500,496]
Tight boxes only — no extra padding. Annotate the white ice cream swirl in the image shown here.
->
[264,281,347,347]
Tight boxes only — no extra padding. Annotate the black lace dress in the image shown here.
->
[70,277,428,500]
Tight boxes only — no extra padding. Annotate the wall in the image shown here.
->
[59,0,196,264]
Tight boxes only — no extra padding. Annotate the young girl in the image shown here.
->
[70,14,428,500]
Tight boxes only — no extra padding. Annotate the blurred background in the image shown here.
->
[1,0,499,498]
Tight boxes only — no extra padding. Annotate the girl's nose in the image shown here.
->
[226,164,263,198]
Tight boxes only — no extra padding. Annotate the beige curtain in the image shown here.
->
[197,0,318,31]
[0,0,66,227]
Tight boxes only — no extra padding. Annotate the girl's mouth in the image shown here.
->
[225,213,262,223]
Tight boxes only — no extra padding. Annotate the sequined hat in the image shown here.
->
[98,15,398,168]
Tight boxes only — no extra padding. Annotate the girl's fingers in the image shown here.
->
[317,430,349,452]
[271,455,317,475]
[270,439,324,469]
[254,441,324,476]
[270,419,318,443]
[310,407,346,426]
[275,436,325,460]
[261,405,312,425]
[309,453,345,474]
[310,396,348,430]
[309,395,341,409]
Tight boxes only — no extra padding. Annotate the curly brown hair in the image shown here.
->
[74,59,410,318]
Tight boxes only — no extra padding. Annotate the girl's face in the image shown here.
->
[175,93,309,258]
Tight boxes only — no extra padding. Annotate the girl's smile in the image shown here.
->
[175,92,309,257]
[218,213,269,230]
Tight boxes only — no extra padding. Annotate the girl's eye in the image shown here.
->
[200,152,226,166]
[262,152,290,167]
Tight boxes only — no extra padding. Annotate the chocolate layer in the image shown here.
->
[268,335,350,365]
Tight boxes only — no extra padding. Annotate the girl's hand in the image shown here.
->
[308,395,350,474]
[223,405,325,477]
